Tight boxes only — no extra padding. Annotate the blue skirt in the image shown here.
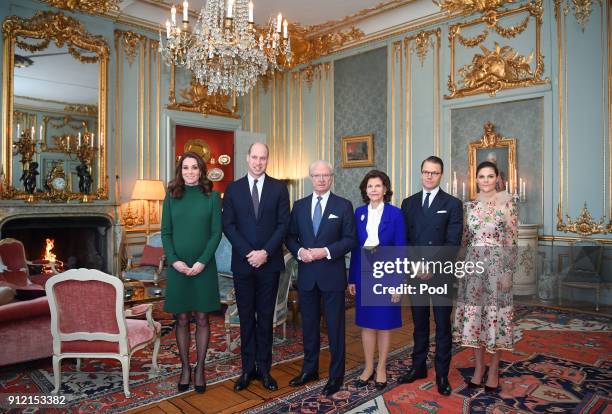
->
[354,282,402,330]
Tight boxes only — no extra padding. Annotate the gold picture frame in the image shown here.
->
[468,122,517,200]
[341,134,374,168]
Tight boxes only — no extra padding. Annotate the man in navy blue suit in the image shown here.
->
[222,142,290,392]
[398,155,463,396]
[286,160,357,396]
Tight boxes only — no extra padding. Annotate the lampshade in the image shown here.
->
[131,179,166,201]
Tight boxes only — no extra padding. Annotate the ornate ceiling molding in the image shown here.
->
[434,0,516,14]
[40,0,120,15]
[289,25,364,67]
[557,202,612,236]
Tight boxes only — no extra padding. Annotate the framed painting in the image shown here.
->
[341,134,374,168]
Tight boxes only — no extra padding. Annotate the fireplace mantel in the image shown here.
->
[0,203,122,275]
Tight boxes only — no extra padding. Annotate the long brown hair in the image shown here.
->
[167,152,213,198]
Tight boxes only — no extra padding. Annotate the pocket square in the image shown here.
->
[436,210,447,214]
[329,214,339,219]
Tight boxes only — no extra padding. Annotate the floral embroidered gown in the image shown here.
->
[453,193,518,352]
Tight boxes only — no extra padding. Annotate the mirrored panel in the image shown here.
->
[2,11,109,202]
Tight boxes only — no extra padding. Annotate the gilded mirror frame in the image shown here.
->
[468,122,516,200]
[1,11,109,201]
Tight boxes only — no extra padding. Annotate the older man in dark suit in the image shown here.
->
[222,142,290,392]
[399,155,463,396]
[285,160,357,396]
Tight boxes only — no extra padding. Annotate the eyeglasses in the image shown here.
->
[310,174,333,180]
[421,170,441,177]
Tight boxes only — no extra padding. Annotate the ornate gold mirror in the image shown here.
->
[2,11,109,202]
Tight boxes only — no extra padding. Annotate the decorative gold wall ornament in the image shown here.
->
[435,0,516,14]
[405,29,440,66]
[114,30,147,66]
[63,104,98,116]
[445,1,548,99]
[289,25,365,67]
[167,71,238,118]
[467,122,517,200]
[121,202,145,228]
[3,12,108,63]
[458,42,540,96]
[301,63,323,90]
[556,202,612,236]
[41,0,120,14]
[554,0,602,29]
[2,11,109,201]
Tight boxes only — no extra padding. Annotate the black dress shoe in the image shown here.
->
[194,382,206,393]
[261,373,278,391]
[234,372,255,391]
[466,377,483,388]
[397,368,427,384]
[436,376,452,396]
[289,372,319,387]
[354,371,375,387]
[375,380,387,390]
[177,367,191,392]
[322,378,343,396]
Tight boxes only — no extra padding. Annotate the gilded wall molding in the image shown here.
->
[557,202,612,236]
[63,104,97,116]
[555,0,602,29]
[435,0,516,14]
[289,25,365,67]
[445,0,548,99]
[167,65,239,118]
[405,29,441,66]
[41,0,120,14]
[114,30,147,66]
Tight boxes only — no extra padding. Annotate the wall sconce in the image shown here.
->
[131,179,167,233]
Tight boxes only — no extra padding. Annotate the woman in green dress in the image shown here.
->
[162,151,222,393]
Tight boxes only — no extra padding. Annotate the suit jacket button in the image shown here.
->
[428,241,432,245]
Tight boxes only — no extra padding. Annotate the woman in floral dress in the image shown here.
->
[453,161,518,392]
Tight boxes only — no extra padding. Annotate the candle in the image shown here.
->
[39,125,43,142]
[283,19,288,39]
[171,5,176,24]
[462,182,465,200]
[165,20,171,37]
[227,0,233,18]
[276,13,282,32]
[91,132,95,148]
[505,181,508,193]
[519,178,522,198]
[78,132,81,147]
[182,0,188,22]
[248,1,253,23]
[67,136,70,149]
[16,123,20,139]
[522,180,526,200]
[31,126,35,137]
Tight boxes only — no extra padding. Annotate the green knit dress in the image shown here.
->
[161,186,222,313]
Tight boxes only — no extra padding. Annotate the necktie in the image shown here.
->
[313,196,322,234]
[423,192,431,212]
[252,179,259,216]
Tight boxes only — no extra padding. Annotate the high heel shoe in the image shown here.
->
[374,371,387,390]
[354,371,375,387]
[194,364,207,393]
[484,369,500,393]
[467,367,486,389]
[178,367,191,392]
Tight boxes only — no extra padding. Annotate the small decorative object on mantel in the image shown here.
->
[207,168,225,182]
[556,202,612,236]
[184,138,211,162]
[218,154,231,165]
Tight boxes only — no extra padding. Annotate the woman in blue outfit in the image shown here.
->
[348,170,407,390]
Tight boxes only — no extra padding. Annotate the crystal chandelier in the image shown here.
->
[159,0,291,96]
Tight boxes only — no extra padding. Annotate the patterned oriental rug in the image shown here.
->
[0,303,328,413]
[245,307,612,414]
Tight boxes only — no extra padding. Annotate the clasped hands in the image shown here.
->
[173,261,205,276]
[299,247,327,263]
[247,249,268,268]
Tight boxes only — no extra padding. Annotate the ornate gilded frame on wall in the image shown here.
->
[341,134,374,168]
[467,122,516,200]
[167,64,239,118]
[1,11,109,201]
[556,202,612,236]
[445,0,548,99]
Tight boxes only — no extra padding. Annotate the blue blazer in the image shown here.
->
[222,174,290,274]
[286,193,357,291]
[348,203,407,284]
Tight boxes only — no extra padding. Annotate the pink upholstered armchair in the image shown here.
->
[0,238,58,288]
[45,269,161,398]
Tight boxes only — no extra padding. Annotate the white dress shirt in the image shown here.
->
[421,186,440,208]
[298,191,332,261]
[247,173,265,201]
[364,202,384,247]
